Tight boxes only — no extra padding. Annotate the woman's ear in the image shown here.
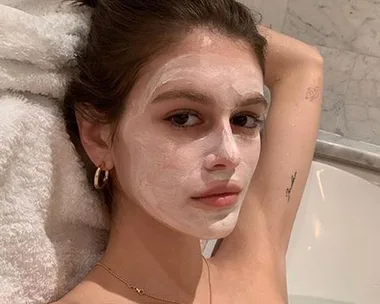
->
[76,113,114,170]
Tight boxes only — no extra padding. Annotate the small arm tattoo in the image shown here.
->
[305,86,321,102]
[286,172,298,203]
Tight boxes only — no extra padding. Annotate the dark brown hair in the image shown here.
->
[63,0,267,207]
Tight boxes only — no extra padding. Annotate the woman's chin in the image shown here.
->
[189,225,236,240]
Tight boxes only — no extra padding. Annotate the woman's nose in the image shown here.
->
[204,129,241,171]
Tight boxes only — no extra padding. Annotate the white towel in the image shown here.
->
[0,1,109,303]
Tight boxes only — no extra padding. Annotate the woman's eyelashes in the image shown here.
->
[165,110,264,132]
[230,112,265,132]
[165,110,202,128]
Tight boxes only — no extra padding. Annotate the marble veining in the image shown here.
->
[238,0,289,31]
[260,0,289,31]
[317,46,357,135]
[240,0,380,160]
[283,0,380,58]
[238,0,263,10]
[344,54,380,145]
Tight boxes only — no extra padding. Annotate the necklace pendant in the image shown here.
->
[135,288,145,295]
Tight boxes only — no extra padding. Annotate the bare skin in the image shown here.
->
[209,27,323,303]
[54,27,323,304]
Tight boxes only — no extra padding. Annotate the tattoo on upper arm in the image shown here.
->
[305,86,321,102]
[286,172,298,203]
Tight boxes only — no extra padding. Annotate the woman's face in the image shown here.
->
[110,30,266,239]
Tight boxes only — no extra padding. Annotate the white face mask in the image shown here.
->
[111,31,266,239]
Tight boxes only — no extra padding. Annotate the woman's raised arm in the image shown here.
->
[214,27,323,301]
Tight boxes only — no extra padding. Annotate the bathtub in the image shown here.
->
[287,161,380,304]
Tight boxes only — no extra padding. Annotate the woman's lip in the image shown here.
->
[192,192,240,199]
[191,193,239,208]
[191,183,242,198]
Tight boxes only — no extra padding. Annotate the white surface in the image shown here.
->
[289,295,353,304]
[203,239,218,258]
[287,161,380,304]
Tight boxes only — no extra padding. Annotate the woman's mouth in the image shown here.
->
[191,183,242,208]
[192,193,239,208]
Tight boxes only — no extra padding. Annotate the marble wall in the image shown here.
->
[239,0,380,146]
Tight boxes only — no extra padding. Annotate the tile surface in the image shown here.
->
[242,0,380,150]
[283,0,380,57]
[238,0,289,31]
[317,46,357,135]
[237,0,263,11]
[345,54,380,144]
[260,0,289,31]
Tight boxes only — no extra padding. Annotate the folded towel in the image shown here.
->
[0,1,109,303]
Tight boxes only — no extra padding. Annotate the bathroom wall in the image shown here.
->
[239,0,380,146]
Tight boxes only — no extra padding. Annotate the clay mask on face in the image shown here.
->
[112,32,265,239]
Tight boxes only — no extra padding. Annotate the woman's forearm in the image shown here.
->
[262,26,324,89]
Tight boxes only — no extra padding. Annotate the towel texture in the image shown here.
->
[0,1,109,303]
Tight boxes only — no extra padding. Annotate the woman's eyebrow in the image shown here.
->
[239,94,268,109]
[151,89,211,105]
[151,89,268,109]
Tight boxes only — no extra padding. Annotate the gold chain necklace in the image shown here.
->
[95,256,212,304]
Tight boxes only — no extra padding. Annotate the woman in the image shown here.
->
[58,0,323,303]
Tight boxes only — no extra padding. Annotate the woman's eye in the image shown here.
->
[230,114,262,129]
[166,112,201,128]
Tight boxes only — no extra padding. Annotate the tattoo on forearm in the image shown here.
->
[305,86,321,102]
[286,172,298,203]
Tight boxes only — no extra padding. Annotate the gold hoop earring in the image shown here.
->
[94,164,109,190]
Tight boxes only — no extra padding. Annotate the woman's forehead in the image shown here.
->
[143,29,262,82]
[146,53,262,94]
[124,31,264,115]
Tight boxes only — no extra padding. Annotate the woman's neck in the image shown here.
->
[99,200,207,302]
